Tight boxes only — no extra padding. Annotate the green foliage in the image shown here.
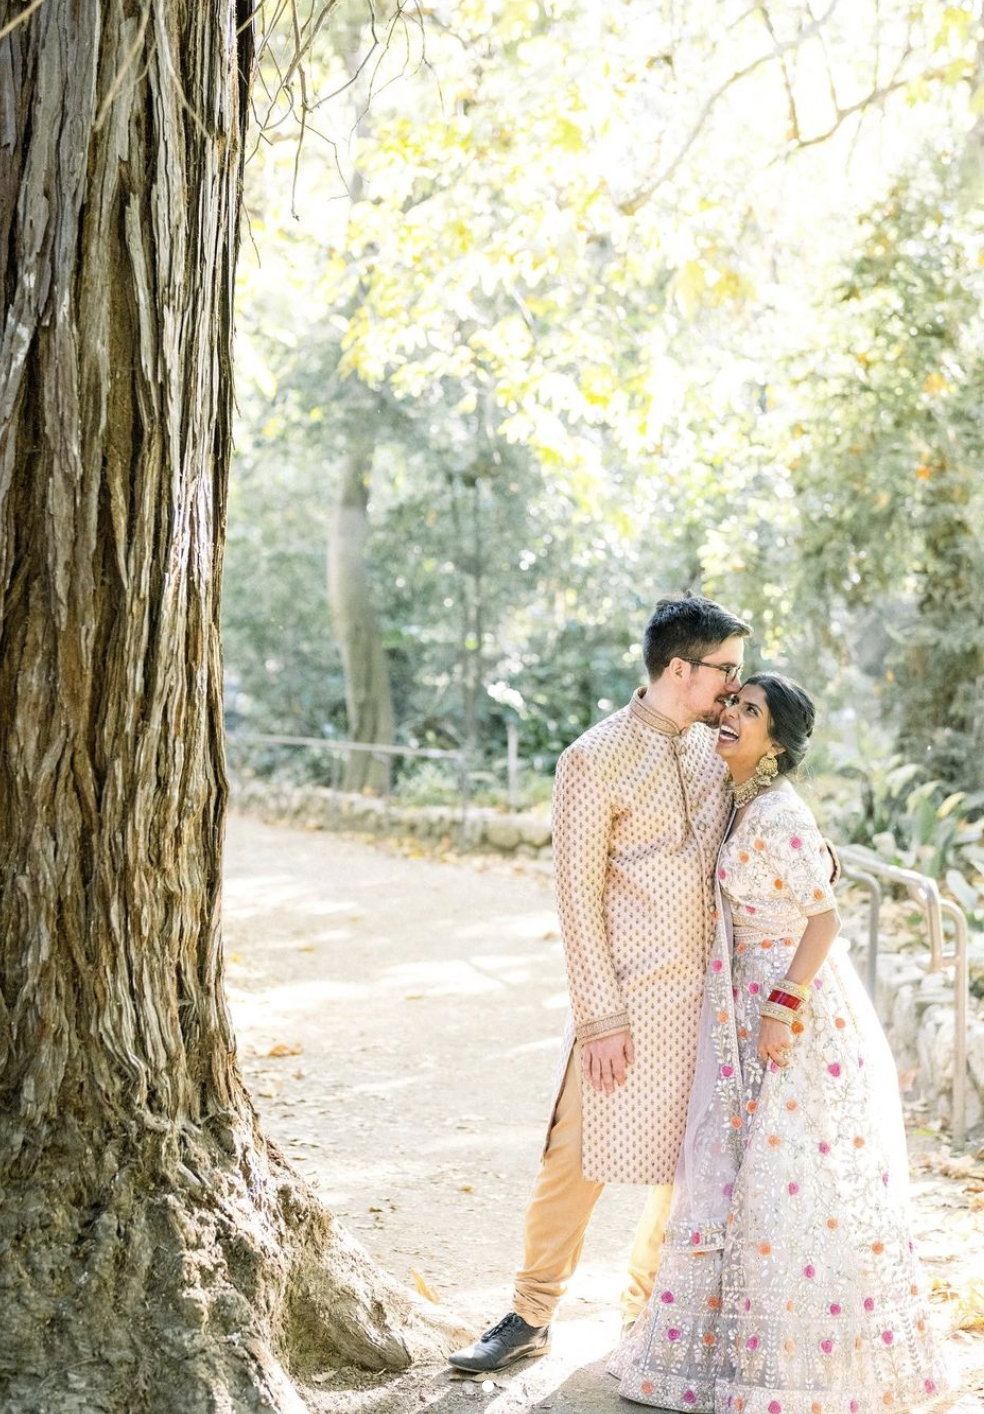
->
[226,0,984,797]
[791,156,984,786]
[820,756,984,924]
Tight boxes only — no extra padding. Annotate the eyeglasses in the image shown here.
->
[685,658,742,684]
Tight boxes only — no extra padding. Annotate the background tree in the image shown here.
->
[228,0,984,783]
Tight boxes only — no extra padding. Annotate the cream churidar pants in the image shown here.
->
[512,1049,673,1327]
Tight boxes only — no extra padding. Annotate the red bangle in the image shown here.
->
[768,990,802,1011]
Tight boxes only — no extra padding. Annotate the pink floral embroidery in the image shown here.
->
[830,1303,842,1316]
[749,982,761,995]
[667,1328,680,1342]
[718,867,727,879]
[788,1181,800,1195]
[713,959,723,971]
[746,1335,759,1350]
[820,1339,833,1354]
[683,1392,696,1406]
[769,1403,782,1414]
[882,1331,894,1345]
[660,1290,674,1304]
[803,1264,815,1278]
[720,1064,734,1077]
[790,837,802,849]
[827,1063,841,1077]
[864,1297,875,1312]
[818,1141,830,1154]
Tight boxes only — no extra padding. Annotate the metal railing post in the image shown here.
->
[837,846,970,1150]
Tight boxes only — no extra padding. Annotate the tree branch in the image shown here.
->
[614,0,843,215]
[779,48,919,158]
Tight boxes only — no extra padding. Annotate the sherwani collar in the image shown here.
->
[629,687,685,737]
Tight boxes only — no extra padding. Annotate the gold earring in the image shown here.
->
[754,750,779,788]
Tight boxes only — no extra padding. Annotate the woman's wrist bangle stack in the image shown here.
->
[761,977,810,1029]
[760,1001,795,1027]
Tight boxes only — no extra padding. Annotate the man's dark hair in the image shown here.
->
[744,672,815,776]
[642,594,752,680]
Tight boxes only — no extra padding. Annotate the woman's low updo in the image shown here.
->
[744,672,815,776]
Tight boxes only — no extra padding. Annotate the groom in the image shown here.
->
[449,594,752,1373]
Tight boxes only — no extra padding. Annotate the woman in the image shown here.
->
[616,674,949,1414]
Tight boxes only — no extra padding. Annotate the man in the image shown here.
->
[449,594,752,1374]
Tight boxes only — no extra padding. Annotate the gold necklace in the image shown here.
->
[730,751,779,809]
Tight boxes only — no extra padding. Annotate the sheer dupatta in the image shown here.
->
[663,867,746,1256]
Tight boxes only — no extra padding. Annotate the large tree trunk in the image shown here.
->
[0,5,452,1410]
[326,435,396,794]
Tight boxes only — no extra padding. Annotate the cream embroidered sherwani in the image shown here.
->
[549,689,731,1184]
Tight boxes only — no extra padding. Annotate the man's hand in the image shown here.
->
[582,1029,634,1095]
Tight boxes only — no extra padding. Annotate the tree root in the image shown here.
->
[0,1123,469,1413]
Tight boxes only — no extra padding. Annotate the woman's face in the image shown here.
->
[715,683,782,775]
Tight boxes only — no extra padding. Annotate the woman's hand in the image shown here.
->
[757,1015,794,1068]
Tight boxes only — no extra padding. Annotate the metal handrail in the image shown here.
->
[837,845,970,1148]
[225,731,472,818]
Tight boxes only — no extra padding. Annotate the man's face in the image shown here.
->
[682,635,746,727]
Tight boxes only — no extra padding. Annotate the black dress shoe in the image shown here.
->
[448,1311,550,1372]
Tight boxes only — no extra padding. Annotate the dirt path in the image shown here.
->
[223,813,984,1414]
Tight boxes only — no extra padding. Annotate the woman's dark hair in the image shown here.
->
[744,672,815,775]
[643,593,752,679]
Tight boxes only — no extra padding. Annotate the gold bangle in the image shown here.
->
[760,1001,795,1027]
[779,976,810,1002]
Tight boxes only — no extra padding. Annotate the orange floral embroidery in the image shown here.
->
[786,1099,798,1111]
[827,1217,838,1230]
[872,1241,884,1254]
[854,1136,865,1148]
[835,1016,846,1029]
[768,1134,781,1147]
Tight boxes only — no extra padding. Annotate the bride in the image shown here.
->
[616,673,949,1414]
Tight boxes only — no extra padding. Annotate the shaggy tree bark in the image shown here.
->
[0,4,453,1410]
[326,435,396,794]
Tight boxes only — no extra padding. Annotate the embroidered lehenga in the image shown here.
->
[616,782,949,1414]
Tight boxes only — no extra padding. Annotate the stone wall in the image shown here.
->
[837,901,984,1138]
[231,778,554,858]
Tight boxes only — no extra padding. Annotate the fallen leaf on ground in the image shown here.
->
[267,1042,303,1057]
[410,1268,439,1303]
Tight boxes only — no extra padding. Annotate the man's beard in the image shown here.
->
[697,702,729,728]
